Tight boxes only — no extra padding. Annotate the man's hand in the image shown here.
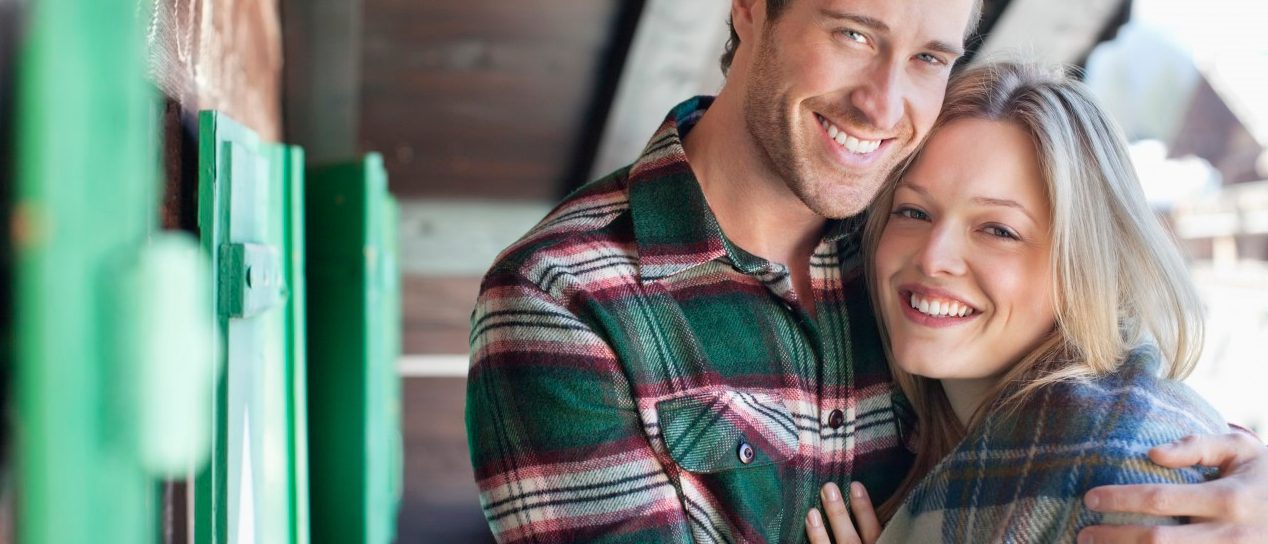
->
[807,482,881,544]
[1078,432,1268,543]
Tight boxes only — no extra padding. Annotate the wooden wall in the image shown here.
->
[147,0,283,232]
[360,0,636,199]
[148,0,283,141]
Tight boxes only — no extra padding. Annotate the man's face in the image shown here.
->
[741,0,975,218]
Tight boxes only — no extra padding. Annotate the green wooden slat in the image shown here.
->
[14,0,156,541]
[306,154,401,544]
[280,145,312,544]
[197,111,308,544]
[381,194,402,532]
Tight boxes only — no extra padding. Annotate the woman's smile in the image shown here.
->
[874,117,1056,383]
[895,285,980,328]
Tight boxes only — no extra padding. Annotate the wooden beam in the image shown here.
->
[589,0,730,179]
[973,0,1128,66]
[280,0,363,162]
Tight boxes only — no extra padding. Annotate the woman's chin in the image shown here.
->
[890,356,950,380]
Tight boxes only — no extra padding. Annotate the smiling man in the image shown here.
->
[465,1,1268,542]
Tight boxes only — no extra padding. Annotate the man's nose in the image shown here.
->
[850,59,904,131]
[915,226,967,277]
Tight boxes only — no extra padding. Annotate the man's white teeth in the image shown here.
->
[821,119,881,154]
[909,293,973,318]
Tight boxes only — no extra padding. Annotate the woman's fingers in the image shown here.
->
[807,482,884,544]
[806,508,832,544]
[849,482,882,543]
[822,482,863,544]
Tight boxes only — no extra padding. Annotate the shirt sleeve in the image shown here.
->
[465,269,693,543]
[983,375,1225,540]
[878,360,1227,543]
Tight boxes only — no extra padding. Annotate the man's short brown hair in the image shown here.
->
[719,0,792,76]
[718,0,985,76]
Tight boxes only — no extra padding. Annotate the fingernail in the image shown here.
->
[822,483,841,502]
[807,508,823,528]
[1084,493,1100,510]
[851,482,866,499]
[1078,532,1093,544]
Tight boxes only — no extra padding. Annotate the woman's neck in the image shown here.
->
[939,377,1001,427]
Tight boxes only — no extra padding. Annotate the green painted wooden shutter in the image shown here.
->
[306,154,402,544]
[196,111,310,544]
[14,0,215,542]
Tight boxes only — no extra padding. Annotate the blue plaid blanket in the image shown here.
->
[879,347,1226,543]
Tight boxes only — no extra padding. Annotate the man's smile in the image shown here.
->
[815,113,884,154]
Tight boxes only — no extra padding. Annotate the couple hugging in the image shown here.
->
[466,0,1268,542]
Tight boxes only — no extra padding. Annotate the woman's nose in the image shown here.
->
[914,226,967,277]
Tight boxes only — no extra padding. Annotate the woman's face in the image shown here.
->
[874,117,1056,384]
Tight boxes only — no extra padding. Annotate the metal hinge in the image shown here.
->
[219,242,288,319]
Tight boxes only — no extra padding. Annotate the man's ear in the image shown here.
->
[732,0,761,43]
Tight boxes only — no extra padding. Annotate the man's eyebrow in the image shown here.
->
[897,182,1039,224]
[820,9,965,58]
[926,40,965,58]
[819,9,890,33]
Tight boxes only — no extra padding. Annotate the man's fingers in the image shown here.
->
[1077,521,1268,544]
[849,482,882,543]
[821,483,862,544]
[1148,433,1262,470]
[1077,523,1173,544]
[1085,482,1230,518]
[805,508,832,544]
[1082,432,1268,542]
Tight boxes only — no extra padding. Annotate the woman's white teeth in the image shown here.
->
[909,293,972,318]
[821,119,880,154]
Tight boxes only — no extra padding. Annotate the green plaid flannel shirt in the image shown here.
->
[466,97,913,543]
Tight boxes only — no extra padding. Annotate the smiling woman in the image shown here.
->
[875,117,1056,406]
[805,61,1226,542]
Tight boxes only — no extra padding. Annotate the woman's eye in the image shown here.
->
[892,207,929,221]
[984,225,1019,240]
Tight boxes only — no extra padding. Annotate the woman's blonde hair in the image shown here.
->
[868,62,1205,520]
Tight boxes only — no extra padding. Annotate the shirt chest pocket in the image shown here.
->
[655,389,800,473]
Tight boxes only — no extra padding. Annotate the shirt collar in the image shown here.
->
[628,96,728,283]
[627,96,865,283]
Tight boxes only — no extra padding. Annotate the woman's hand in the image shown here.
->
[806,482,882,544]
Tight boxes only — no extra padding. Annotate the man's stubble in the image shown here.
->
[741,31,906,220]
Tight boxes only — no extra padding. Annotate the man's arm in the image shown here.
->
[465,270,691,543]
[1079,432,1268,544]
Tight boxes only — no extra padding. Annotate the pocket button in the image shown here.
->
[738,442,756,464]
[828,409,846,429]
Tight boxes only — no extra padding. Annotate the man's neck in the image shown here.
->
[682,92,825,270]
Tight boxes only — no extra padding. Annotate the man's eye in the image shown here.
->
[841,30,868,44]
[915,53,945,66]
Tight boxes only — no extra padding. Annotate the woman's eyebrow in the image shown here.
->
[972,196,1038,224]
[899,182,1039,224]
